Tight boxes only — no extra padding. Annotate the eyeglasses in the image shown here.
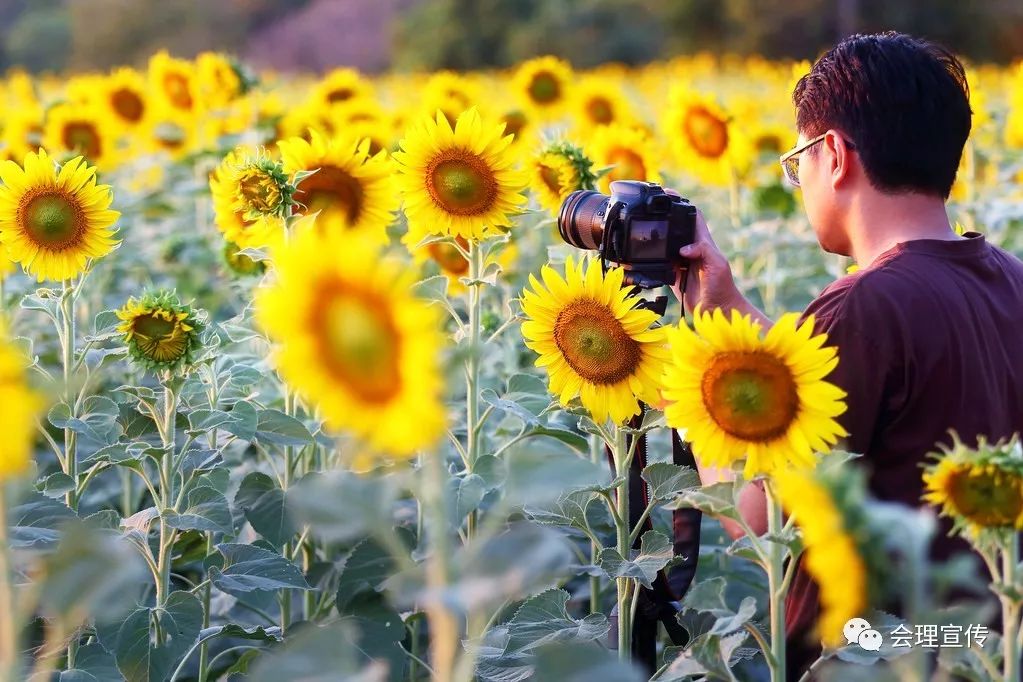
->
[779,133,856,187]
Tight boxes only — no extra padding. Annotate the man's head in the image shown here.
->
[790,32,972,254]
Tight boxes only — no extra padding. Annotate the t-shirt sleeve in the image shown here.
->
[800,279,892,455]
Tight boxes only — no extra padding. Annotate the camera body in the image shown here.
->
[557,180,697,289]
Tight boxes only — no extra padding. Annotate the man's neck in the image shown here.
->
[847,192,958,266]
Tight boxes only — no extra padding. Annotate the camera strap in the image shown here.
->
[605,411,702,672]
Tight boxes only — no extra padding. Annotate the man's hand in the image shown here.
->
[669,209,741,314]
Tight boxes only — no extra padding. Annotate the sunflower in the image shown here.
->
[0,247,15,278]
[662,309,848,478]
[588,123,662,193]
[117,290,206,374]
[521,256,669,425]
[775,467,868,648]
[42,103,118,171]
[923,435,1023,532]
[210,147,286,250]
[663,86,752,186]
[0,320,43,480]
[255,228,445,460]
[420,71,480,126]
[149,51,197,114]
[312,67,374,109]
[0,149,120,282]
[278,131,396,246]
[213,146,296,221]
[101,68,149,130]
[0,106,44,162]
[394,107,527,241]
[528,141,597,215]
[196,52,244,109]
[141,104,197,161]
[513,56,573,119]
[223,240,267,277]
[571,78,635,134]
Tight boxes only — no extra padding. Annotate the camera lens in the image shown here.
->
[557,190,608,251]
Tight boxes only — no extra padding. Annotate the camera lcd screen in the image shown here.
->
[627,219,667,262]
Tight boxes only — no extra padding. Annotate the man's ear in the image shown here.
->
[826,129,853,189]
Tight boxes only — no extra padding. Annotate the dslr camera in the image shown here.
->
[557,180,697,290]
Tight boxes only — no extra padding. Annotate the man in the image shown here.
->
[669,32,1023,677]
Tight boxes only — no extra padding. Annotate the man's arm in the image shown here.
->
[694,458,769,540]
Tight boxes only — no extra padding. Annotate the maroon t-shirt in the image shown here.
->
[784,232,1023,676]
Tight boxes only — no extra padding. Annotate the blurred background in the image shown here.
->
[2,0,1022,74]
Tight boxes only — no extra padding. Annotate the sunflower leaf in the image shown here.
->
[664,481,741,520]
[598,530,678,589]
[642,463,701,500]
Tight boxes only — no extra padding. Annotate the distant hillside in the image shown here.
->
[244,0,423,73]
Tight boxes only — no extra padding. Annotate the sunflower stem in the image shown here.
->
[1003,532,1021,682]
[155,378,178,611]
[589,434,602,615]
[280,387,296,635]
[464,240,483,541]
[59,280,79,511]
[764,479,787,682]
[612,424,633,661]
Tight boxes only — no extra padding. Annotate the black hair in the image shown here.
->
[793,32,972,199]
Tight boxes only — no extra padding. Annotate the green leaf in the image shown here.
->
[224,400,258,441]
[235,471,295,548]
[657,631,752,681]
[337,592,407,681]
[336,537,404,613]
[197,623,282,644]
[49,397,123,446]
[210,543,311,596]
[532,642,646,682]
[288,471,396,544]
[255,408,313,447]
[664,481,741,520]
[38,472,76,498]
[186,409,240,435]
[474,590,615,682]
[598,530,678,589]
[449,473,487,525]
[9,492,76,549]
[642,462,700,500]
[95,590,204,682]
[481,388,541,427]
[504,448,611,507]
[412,274,449,302]
[62,642,120,682]
[247,622,387,682]
[525,491,596,534]
[164,486,233,534]
[40,524,147,622]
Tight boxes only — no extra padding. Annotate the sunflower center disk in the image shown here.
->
[529,73,560,104]
[164,74,193,109]
[319,289,402,403]
[501,111,527,138]
[684,106,729,159]
[112,89,145,123]
[427,154,498,216]
[63,123,102,159]
[238,169,281,214]
[608,149,646,182]
[553,300,641,385]
[132,313,187,362]
[296,165,364,225]
[22,193,85,250]
[587,98,614,124]
[539,165,563,193]
[702,351,798,441]
[949,469,1023,527]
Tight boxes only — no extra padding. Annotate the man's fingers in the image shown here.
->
[679,242,704,259]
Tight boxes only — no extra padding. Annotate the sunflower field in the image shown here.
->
[0,51,1022,682]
